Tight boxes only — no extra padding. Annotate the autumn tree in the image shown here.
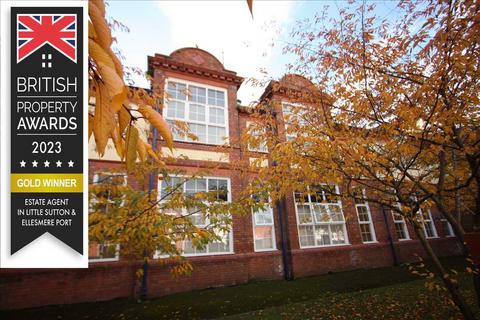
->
[87,0,256,296]
[243,0,479,318]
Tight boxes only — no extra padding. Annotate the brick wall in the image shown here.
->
[0,48,464,310]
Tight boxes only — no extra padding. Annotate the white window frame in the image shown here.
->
[157,175,234,257]
[252,200,276,252]
[281,101,306,141]
[89,172,126,262]
[441,219,455,237]
[417,209,438,239]
[392,208,411,241]
[353,188,377,243]
[246,121,268,153]
[164,77,229,146]
[294,184,350,249]
[88,243,120,263]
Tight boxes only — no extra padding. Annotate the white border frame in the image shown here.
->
[0,1,88,268]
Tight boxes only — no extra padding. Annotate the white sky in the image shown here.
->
[107,1,401,104]
[108,0,301,105]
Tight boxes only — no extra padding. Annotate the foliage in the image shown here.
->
[87,0,255,274]
[88,0,173,170]
[89,166,249,275]
[241,0,480,318]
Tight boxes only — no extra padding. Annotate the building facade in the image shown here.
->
[0,48,462,310]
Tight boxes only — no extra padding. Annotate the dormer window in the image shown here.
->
[165,78,228,145]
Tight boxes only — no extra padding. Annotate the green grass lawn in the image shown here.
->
[2,257,479,320]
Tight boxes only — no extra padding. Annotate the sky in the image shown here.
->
[107,1,401,105]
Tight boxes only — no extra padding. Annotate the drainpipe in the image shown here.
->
[276,195,293,280]
[269,106,293,280]
[140,98,160,300]
[381,204,398,266]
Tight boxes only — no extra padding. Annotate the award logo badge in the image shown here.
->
[10,7,85,259]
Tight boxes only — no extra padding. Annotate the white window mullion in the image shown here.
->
[295,184,348,248]
[165,78,227,146]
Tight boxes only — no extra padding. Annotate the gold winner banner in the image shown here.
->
[11,174,83,193]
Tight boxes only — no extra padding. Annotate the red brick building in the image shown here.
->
[0,48,462,310]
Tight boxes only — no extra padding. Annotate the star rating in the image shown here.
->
[23,160,72,168]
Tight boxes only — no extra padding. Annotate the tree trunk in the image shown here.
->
[434,200,480,307]
[475,273,480,308]
[413,224,476,320]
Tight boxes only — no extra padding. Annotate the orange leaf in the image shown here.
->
[89,39,115,69]
[111,126,125,160]
[137,105,173,150]
[88,1,112,50]
[125,125,138,173]
[136,138,147,162]
[118,106,131,134]
[246,0,253,18]
[93,84,115,155]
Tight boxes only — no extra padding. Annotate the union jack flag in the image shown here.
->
[17,14,77,63]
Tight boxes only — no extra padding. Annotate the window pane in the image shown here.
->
[323,185,339,203]
[297,205,312,224]
[189,104,206,122]
[188,123,206,143]
[299,226,315,247]
[294,192,309,203]
[183,240,207,255]
[160,176,182,199]
[314,225,331,246]
[208,89,225,107]
[89,243,117,260]
[188,85,206,103]
[187,207,206,226]
[166,100,185,119]
[254,226,274,250]
[208,230,230,252]
[393,212,404,222]
[352,187,366,204]
[208,126,226,145]
[167,82,186,101]
[309,185,324,203]
[185,178,206,196]
[295,186,347,248]
[158,176,232,256]
[254,208,273,225]
[395,222,407,240]
[312,204,329,223]
[330,224,346,244]
[360,224,373,242]
[356,205,370,222]
[442,220,454,236]
[208,179,228,201]
[424,221,435,238]
[166,120,185,141]
[209,107,225,124]
[328,205,344,221]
